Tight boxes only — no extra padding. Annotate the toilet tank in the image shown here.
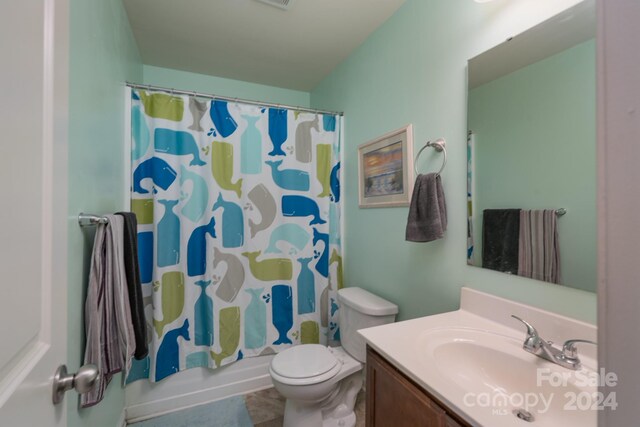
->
[338,287,398,362]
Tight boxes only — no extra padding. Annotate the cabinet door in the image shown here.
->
[445,415,464,427]
[366,348,445,426]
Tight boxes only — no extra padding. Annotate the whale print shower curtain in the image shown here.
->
[127,89,342,382]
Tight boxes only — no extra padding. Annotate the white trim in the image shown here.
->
[124,86,132,210]
[40,0,55,348]
[117,408,127,427]
[597,1,640,426]
[125,370,273,423]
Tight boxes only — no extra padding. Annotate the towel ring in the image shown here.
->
[414,138,447,176]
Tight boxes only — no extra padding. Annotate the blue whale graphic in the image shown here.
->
[187,216,216,277]
[241,115,262,175]
[329,203,341,247]
[282,195,326,225]
[194,280,213,346]
[133,157,177,194]
[157,200,180,267]
[330,162,341,202]
[137,231,153,284]
[313,228,329,278]
[155,319,190,381]
[268,108,287,156]
[323,115,337,132]
[265,160,310,191]
[210,100,238,138]
[297,257,315,315]
[154,128,206,166]
[271,284,293,345]
[132,106,150,160]
[212,193,244,248]
[244,288,266,349]
[179,165,209,223]
[265,223,310,254]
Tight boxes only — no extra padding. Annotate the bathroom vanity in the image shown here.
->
[359,288,598,427]
[366,346,469,426]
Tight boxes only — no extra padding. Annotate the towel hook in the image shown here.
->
[414,138,447,176]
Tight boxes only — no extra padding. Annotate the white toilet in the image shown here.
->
[269,287,398,427]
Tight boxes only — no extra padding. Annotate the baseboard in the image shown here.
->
[117,408,126,427]
[124,371,273,424]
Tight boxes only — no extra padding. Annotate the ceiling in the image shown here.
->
[123,0,406,92]
[468,0,595,89]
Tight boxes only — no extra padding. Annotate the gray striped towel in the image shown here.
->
[517,210,561,284]
[81,214,135,407]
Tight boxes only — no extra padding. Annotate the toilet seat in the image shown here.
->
[270,345,342,386]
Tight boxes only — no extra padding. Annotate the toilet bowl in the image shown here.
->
[270,345,363,427]
[269,287,398,427]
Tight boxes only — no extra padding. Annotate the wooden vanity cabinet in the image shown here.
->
[366,346,471,427]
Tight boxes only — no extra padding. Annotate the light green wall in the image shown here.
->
[469,39,596,292]
[143,65,311,107]
[68,0,142,426]
[311,0,597,323]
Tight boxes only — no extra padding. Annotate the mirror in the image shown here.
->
[466,0,596,292]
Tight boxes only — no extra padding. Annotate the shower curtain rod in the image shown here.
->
[126,82,344,116]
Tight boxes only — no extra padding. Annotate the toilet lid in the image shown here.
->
[271,344,338,379]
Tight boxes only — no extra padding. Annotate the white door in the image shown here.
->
[0,0,69,425]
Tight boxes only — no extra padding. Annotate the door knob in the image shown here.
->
[52,364,99,404]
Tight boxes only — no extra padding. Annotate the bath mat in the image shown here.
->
[129,395,253,427]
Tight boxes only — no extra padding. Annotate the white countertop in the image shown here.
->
[358,287,598,427]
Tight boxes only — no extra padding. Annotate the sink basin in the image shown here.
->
[420,328,597,426]
[359,289,599,426]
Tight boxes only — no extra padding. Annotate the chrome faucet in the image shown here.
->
[511,315,596,370]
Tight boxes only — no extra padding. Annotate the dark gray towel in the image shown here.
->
[482,209,520,274]
[116,212,148,360]
[405,173,447,242]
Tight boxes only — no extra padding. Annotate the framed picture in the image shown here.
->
[358,124,414,208]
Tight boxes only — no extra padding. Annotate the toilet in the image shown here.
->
[269,287,398,427]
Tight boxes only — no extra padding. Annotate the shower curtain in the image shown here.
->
[127,89,342,383]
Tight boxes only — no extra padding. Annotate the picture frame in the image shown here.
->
[358,124,414,208]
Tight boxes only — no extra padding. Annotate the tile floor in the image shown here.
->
[245,387,366,427]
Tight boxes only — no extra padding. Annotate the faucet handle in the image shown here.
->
[562,339,597,359]
[511,315,543,352]
[511,315,539,338]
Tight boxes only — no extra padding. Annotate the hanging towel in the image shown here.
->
[81,215,136,408]
[116,212,148,360]
[518,210,562,284]
[482,209,520,274]
[405,173,447,242]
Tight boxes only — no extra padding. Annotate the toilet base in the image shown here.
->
[282,372,363,427]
